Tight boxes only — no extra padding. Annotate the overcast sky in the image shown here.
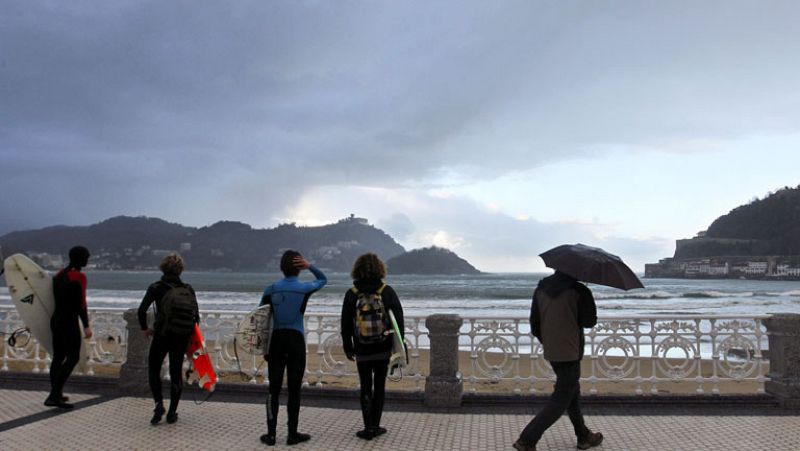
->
[2,1,799,272]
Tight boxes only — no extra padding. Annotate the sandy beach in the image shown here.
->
[1,339,766,396]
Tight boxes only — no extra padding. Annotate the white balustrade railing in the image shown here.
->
[0,306,769,395]
[463,315,769,395]
[0,307,128,376]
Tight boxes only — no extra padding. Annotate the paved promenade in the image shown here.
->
[1,387,799,451]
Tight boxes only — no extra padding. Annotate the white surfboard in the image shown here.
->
[388,310,407,379]
[3,254,89,371]
[234,304,273,356]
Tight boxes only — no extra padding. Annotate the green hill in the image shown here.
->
[0,215,405,272]
[674,185,800,259]
[386,246,481,275]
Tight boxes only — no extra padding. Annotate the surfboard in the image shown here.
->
[388,310,407,379]
[186,323,217,392]
[234,304,273,356]
[2,254,89,371]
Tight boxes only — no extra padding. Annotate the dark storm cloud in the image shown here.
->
[2,1,799,234]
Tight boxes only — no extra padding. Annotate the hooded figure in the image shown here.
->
[515,271,603,451]
[46,245,93,409]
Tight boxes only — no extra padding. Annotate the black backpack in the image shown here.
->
[156,282,198,336]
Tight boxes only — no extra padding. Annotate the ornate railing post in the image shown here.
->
[425,314,463,408]
[118,308,150,394]
[764,313,800,408]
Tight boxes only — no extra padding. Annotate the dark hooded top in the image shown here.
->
[340,279,404,362]
[137,273,198,331]
[530,271,597,362]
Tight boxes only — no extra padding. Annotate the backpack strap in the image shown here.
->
[376,284,386,295]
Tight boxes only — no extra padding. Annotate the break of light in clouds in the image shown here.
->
[1,1,799,271]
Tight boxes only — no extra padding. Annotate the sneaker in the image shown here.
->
[150,404,166,425]
[286,432,310,446]
[259,434,276,446]
[512,439,537,451]
[577,431,603,450]
[44,396,74,409]
[374,426,387,436]
[356,429,374,440]
[166,412,178,424]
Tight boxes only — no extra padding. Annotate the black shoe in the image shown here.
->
[356,429,374,440]
[286,432,310,445]
[150,404,166,425]
[166,412,178,424]
[374,426,387,436]
[61,395,70,402]
[44,396,74,409]
[512,439,537,451]
[260,434,276,446]
[577,431,603,450]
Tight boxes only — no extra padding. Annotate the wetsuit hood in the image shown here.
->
[68,245,90,268]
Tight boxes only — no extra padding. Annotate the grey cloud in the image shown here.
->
[2,1,800,233]
[377,213,416,241]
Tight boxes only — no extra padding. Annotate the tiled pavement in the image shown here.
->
[0,389,798,450]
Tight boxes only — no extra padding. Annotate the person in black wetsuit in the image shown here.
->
[340,253,404,441]
[46,246,93,409]
[137,253,199,425]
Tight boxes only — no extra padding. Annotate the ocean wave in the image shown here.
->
[596,290,798,301]
[595,291,673,300]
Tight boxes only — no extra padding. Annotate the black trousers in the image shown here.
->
[519,360,590,445]
[49,320,82,398]
[266,329,306,435]
[356,359,389,430]
[148,332,191,412]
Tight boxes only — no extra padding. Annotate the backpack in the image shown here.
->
[353,284,389,344]
[156,282,198,336]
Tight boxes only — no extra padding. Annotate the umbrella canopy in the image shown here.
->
[539,243,644,290]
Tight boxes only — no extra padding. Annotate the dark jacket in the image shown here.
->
[530,272,597,362]
[341,279,404,362]
[137,274,199,332]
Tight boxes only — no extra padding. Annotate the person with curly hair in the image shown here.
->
[340,253,404,440]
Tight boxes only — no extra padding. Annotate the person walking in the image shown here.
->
[137,253,199,425]
[259,250,327,446]
[514,270,604,451]
[46,245,93,409]
[340,253,404,441]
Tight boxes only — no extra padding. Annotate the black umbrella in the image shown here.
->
[539,243,644,290]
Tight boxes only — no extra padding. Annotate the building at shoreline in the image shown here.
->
[645,255,800,279]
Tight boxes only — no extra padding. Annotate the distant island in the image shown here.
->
[645,185,800,279]
[0,214,481,274]
[386,246,482,275]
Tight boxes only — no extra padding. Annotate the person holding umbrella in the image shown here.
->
[514,244,642,451]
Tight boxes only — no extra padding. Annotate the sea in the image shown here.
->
[3,270,800,318]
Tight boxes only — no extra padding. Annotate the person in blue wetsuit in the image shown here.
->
[259,250,327,447]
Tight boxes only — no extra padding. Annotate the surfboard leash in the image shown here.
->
[232,335,266,382]
[184,362,216,405]
[1,327,31,348]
